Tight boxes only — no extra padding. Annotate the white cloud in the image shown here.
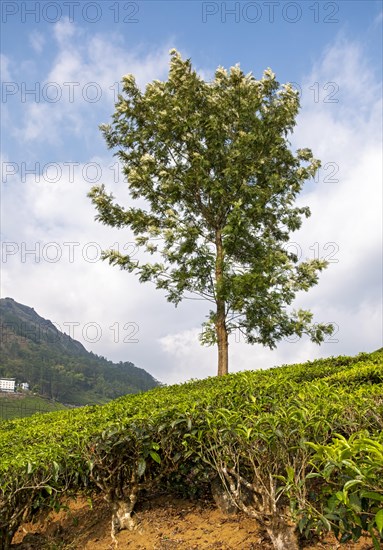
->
[53,17,77,45]
[29,31,46,54]
[287,38,382,354]
[12,24,172,146]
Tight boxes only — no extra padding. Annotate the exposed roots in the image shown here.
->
[110,485,138,547]
[218,467,300,550]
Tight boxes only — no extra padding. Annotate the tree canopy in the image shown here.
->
[89,49,333,375]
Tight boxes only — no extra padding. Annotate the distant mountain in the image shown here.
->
[0,297,160,405]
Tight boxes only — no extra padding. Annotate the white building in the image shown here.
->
[20,382,30,391]
[0,378,16,392]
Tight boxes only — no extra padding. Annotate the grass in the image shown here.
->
[0,393,68,420]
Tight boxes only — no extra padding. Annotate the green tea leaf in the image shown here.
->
[375,509,383,534]
[149,450,161,464]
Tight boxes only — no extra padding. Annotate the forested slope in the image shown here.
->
[0,298,159,404]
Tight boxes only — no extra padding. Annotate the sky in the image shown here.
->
[1,0,382,385]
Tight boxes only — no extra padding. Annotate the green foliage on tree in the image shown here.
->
[89,49,333,375]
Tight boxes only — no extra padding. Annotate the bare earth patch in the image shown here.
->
[12,495,374,550]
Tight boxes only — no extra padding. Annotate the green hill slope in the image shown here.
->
[1,349,382,549]
[0,393,67,421]
[0,297,159,406]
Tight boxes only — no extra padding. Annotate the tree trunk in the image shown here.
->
[265,516,300,550]
[216,303,228,376]
[215,230,229,376]
[110,487,138,545]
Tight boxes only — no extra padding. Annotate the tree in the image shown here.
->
[89,49,333,376]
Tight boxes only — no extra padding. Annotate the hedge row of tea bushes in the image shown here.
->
[0,350,382,549]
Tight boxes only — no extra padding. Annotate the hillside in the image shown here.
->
[1,350,382,549]
[0,392,67,421]
[0,297,159,406]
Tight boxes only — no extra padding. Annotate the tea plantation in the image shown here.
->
[1,350,382,549]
